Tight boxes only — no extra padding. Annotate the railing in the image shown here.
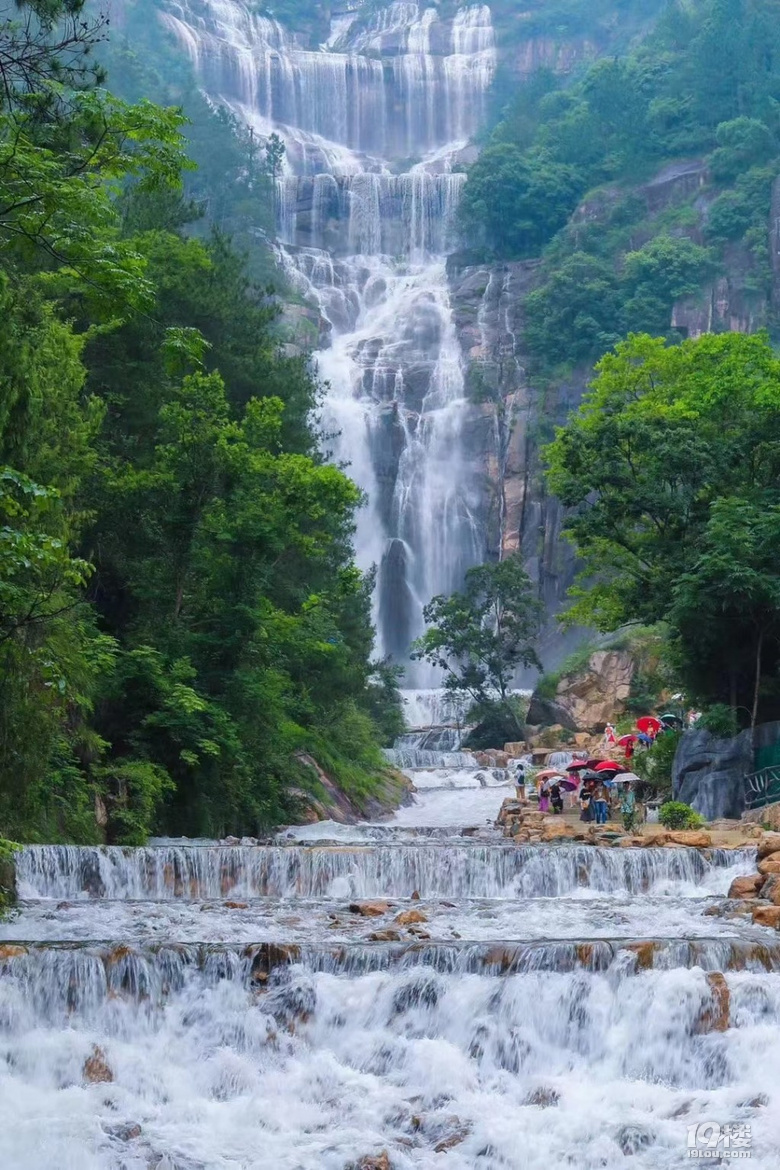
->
[744,765,780,811]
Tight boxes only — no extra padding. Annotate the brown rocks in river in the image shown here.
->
[693,973,730,1033]
[752,904,780,928]
[758,855,780,876]
[368,929,401,942]
[540,820,577,842]
[352,1152,391,1170]
[349,901,390,917]
[434,1127,471,1152]
[394,908,428,926]
[728,875,764,899]
[0,944,27,961]
[759,875,780,904]
[83,1046,113,1084]
[668,830,712,847]
[757,833,780,859]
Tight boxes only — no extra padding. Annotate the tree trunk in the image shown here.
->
[751,626,765,734]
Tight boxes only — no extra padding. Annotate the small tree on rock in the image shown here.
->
[412,555,542,739]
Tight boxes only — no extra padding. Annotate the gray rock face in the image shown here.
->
[672,729,752,820]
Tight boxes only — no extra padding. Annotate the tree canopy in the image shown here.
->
[0,0,402,843]
[545,331,780,724]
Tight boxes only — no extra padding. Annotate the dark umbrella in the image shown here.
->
[567,760,590,771]
[559,777,579,791]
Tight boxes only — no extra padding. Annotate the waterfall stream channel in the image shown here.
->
[3,769,780,1168]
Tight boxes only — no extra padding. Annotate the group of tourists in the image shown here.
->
[578,778,636,830]
[513,709,686,833]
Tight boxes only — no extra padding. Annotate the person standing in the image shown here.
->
[515,761,527,802]
[538,778,551,813]
[579,784,593,823]
[592,782,609,825]
[620,782,637,832]
[550,780,563,815]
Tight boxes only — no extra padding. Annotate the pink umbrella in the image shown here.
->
[535,768,567,782]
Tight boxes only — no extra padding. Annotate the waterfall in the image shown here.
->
[161,0,496,675]
[15,843,753,901]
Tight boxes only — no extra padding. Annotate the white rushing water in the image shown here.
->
[3,762,780,1170]
[160,0,496,673]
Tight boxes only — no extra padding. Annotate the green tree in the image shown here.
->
[412,555,542,737]
[546,331,780,723]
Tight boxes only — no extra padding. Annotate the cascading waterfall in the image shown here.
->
[161,0,495,675]
[16,842,754,901]
[5,801,780,1165]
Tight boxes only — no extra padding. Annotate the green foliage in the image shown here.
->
[0,0,399,843]
[632,730,680,801]
[697,704,739,738]
[413,554,541,739]
[463,0,780,373]
[463,695,528,751]
[658,800,705,830]
[546,331,780,724]
[459,145,584,258]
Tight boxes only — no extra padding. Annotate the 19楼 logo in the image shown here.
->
[687,1123,752,1158]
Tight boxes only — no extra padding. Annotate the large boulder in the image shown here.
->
[672,729,752,820]
[526,650,635,732]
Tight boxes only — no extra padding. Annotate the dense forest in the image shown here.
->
[462,0,780,369]
[459,0,780,732]
[0,0,403,845]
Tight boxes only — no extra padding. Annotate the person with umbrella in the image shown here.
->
[619,780,637,832]
[592,779,610,825]
[579,782,593,822]
[549,778,564,815]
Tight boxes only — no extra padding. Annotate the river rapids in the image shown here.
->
[2,771,780,1168]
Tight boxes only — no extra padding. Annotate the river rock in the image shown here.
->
[369,929,402,942]
[349,901,390,917]
[694,973,730,1033]
[672,728,752,819]
[83,1046,113,1084]
[615,1125,653,1155]
[757,833,780,859]
[752,904,780,927]
[353,1153,391,1170]
[394,908,428,926]
[759,876,780,904]
[758,856,780,876]
[524,1086,560,1107]
[668,830,712,847]
[540,820,577,841]
[728,874,764,898]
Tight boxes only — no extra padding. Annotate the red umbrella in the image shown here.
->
[567,760,590,771]
[617,734,637,746]
[595,760,622,773]
[637,716,662,736]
